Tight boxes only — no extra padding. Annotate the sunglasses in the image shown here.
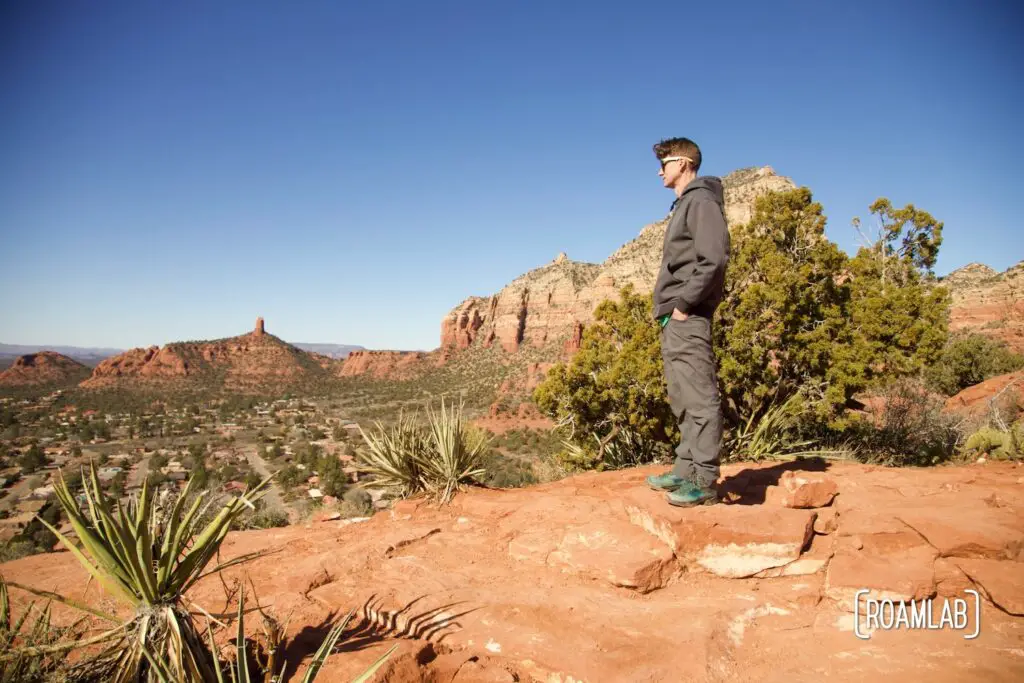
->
[659,156,691,170]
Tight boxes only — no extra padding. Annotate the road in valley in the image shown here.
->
[244,448,286,512]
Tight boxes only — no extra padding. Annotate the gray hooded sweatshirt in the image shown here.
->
[652,176,730,320]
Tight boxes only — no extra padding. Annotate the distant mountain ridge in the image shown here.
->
[0,340,363,369]
[0,344,124,368]
[77,317,342,393]
[291,343,364,359]
[942,260,1024,351]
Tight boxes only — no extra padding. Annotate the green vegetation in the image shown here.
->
[925,333,1024,396]
[356,399,489,503]
[535,189,956,468]
[2,464,392,682]
[0,576,84,682]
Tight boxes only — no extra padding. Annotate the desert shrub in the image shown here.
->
[0,539,37,563]
[925,333,1024,396]
[533,284,674,469]
[846,378,960,466]
[478,450,538,488]
[357,398,488,503]
[341,487,374,516]
[234,505,290,530]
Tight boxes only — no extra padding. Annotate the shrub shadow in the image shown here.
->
[279,593,478,680]
[720,456,831,505]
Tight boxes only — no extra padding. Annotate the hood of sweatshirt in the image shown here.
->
[682,176,725,204]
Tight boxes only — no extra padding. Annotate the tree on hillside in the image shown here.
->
[713,188,852,430]
[533,284,674,468]
[844,199,950,395]
[19,443,48,474]
[925,333,1024,396]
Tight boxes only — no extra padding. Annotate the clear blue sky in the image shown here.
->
[1,1,1021,352]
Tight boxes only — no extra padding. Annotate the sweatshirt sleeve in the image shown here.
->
[676,199,729,312]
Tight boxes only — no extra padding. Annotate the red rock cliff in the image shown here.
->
[440,167,796,353]
[944,261,1024,351]
[338,350,428,379]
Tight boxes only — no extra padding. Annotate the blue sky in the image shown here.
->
[1,1,1021,351]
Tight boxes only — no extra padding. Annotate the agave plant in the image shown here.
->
[35,462,273,682]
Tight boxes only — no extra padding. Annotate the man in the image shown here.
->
[644,137,729,507]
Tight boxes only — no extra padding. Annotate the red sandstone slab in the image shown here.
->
[955,558,1024,615]
[621,488,816,578]
[826,533,937,607]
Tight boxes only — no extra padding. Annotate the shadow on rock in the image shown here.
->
[720,456,831,505]
[336,594,479,653]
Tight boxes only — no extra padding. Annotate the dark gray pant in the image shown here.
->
[660,315,723,487]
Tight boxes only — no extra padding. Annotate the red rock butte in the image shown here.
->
[0,351,88,386]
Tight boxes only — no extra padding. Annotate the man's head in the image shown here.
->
[654,137,701,194]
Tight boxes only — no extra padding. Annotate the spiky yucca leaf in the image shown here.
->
[356,411,429,496]
[203,587,397,683]
[0,576,85,682]
[421,398,488,503]
[34,461,273,682]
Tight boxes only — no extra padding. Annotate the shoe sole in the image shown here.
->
[666,496,719,508]
[647,483,683,492]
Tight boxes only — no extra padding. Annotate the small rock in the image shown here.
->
[774,471,839,509]
[813,508,839,535]
[313,511,342,522]
[338,516,370,527]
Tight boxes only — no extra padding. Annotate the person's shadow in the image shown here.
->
[719,456,831,505]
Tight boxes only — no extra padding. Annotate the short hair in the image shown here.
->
[653,137,702,172]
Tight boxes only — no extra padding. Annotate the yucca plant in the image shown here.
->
[0,575,84,682]
[725,394,851,462]
[35,462,273,682]
[356,410,428,498]
[357,398,489,504]
[420,398,488,503]
[144,583,395,683]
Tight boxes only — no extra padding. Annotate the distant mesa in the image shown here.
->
[0,351,90,387]
[79,316,345,392]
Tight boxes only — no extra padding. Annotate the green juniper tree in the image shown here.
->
[534,187,954,466]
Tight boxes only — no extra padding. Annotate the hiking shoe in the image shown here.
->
[646,472,692,492]
[666,484,719,507]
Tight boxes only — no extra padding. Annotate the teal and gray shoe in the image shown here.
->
[666,483,719,507]
[645,472,693,492]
